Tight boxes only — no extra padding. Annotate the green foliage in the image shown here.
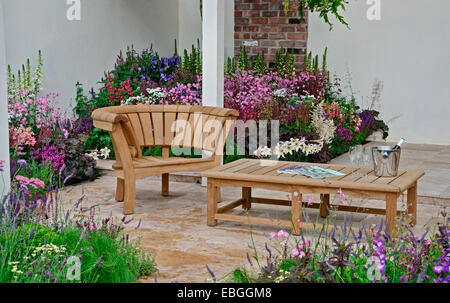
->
[0,221,156,283]
[7,50,43,97]
[282,0,350,30]
[252,51,268,76]
[232,268,251,283]
[275,48,295,78]
[237,46,249,71]
[180,39,202,75]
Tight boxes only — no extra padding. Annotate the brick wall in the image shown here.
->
[234,0,308,70]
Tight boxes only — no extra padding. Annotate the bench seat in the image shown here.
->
[92,104,239,214]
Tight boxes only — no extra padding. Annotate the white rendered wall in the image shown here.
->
[308,0,450,145]
[2,0,179,112]
[0,0,10,195]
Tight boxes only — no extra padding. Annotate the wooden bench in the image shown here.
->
[201,159,425,235]
[92,104,239,214]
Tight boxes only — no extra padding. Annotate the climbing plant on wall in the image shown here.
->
[283,0,349,29]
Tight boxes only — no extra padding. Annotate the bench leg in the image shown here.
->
[320,194,330,218]
[123,177,136,215]
[386,193,398,235]
[242,187,252,210]
[115,178,124,202]
[407,182,417,226]
[162,173,169,196]
[291,190,302,236]
[207,180,219,226]
[215,188,222,203]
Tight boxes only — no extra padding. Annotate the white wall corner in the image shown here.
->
[0,0,11,195]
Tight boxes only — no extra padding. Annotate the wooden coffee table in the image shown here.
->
[201,159,425,235]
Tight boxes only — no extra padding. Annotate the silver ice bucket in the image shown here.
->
[372,146,401,177]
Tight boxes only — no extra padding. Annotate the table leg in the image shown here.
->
[386,193,398,235]
[162,173,169,196]
[320,194,330,218]
[242,187,252,210]
[291,190,302,235]
[207,180,219,226]
[407,182,417,226]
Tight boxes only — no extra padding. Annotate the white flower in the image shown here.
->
[261,146,272,157]
[283,143,293,155]
[88,151,99,161]
[253,147,262,158]
[254,146,273,158]
[100,147,111,159]
[311,102,336,144]
[273,88,287,98]
[291,138,304,152]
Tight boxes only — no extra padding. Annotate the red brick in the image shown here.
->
[252,17,268,24]
[287,33,307,40]
[252,3,269,10]
[251,33,268,39]
[278,41,295,48]
[260,40,277,47]
[242,25,260,32]
[280,26,295,32]
[261,25,278,32]
[269,33,286,40]
[235,18,249,25]
[268,17,287,24]
[262,11,278,17]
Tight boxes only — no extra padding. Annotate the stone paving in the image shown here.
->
[64,142,448,282]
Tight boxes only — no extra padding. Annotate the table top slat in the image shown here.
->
[224,160,259,173]
[372,171,406,185]
[389,171,425,191]
[252,162,289,176]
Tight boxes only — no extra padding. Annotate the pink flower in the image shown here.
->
[292,248,305,258]
[337,188,344,197]
[307,197,312,206]
[277,230,289,239]
[341,200,349,206]
[269,232,276,238]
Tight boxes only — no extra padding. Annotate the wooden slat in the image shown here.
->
[389,171,425,192]
[217,199,244,214]
[251,162,291,176]
[266,163,294,176]
[164,112,177,145]
[372,171,406,185]
[340,168,373,182]
[138,112,154,146]
[356,171,379,184]
[225,160,259,173]
[127,113,145,146]
[192,112,204,150]
[175,112,190,147]
[151,112,164,145]
[236,162,269,174]
[204,116,226,152]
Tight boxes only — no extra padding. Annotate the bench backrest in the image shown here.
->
[92,104,239,159]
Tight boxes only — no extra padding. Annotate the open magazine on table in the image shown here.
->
[277,165,345,179]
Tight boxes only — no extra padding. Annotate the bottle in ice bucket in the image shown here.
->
[382,138,405,158]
